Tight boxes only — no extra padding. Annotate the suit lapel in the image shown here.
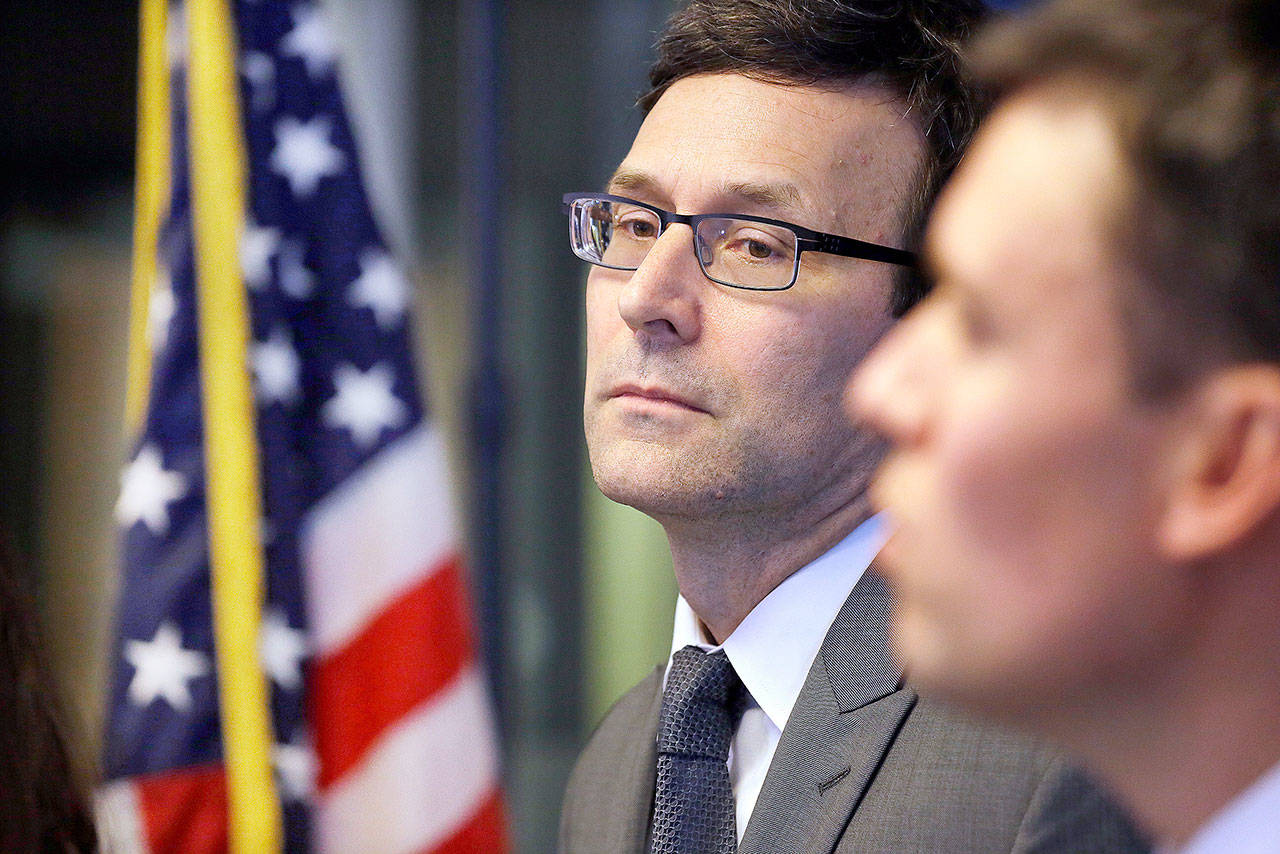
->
[738,567,914,854]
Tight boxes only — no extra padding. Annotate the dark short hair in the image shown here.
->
[970,0,1280,397]
[640,0,990,315]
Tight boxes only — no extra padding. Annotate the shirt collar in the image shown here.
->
[1165,758,1280,854]
[668,513,888,733]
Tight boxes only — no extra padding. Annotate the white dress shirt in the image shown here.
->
[663,514,888,841]
[1164,759,1280,854]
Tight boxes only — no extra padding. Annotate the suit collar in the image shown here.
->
[667,515,889,730]
[739,566,914,854]
[820,563,903,712]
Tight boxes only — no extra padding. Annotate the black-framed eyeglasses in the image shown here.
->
[562,192,916,291]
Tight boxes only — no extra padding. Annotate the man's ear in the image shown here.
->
[1158,365,1280,561]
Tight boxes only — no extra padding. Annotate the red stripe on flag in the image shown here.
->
[420,787,509,854]
[133,763,228,854]
[312,553,475,788]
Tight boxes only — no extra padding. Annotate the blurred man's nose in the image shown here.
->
[846,311,934,448]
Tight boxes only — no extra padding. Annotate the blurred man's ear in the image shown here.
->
[1158,365,1280,561]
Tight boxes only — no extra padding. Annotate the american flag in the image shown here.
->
[98,0,507,851]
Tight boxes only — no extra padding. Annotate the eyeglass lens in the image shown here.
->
[570,197,799,290]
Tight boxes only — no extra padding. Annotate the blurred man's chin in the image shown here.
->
[894,612,1066,730]
[891,607,951,687]
[894,608,996,711]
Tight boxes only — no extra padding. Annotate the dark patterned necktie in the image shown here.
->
[649,645,745,854]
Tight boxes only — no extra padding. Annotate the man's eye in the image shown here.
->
[620,218,657,239]
[725,232,786,263]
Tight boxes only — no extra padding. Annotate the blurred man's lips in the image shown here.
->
[610,384,708,414]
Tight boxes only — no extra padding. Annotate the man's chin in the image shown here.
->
[594,472,692,518]
[588,448,734,521]
[589,447,678,508]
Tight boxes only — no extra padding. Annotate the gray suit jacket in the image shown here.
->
[560,569,1148,853]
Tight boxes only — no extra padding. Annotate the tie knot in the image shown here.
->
[657,646,744,760]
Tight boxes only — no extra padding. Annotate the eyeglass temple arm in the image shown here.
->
[810,233,917,268]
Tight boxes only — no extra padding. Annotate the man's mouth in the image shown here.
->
[609,383,709,414]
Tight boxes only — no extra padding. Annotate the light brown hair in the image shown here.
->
[971,0,1280,396]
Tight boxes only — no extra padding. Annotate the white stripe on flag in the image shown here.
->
[95,780,150,854]
[315,666,501,854]
[302,422,457,654]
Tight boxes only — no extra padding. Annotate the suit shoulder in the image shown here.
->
[559,666,664,854]
[1013,753,1151,853]
[572,665,664,772]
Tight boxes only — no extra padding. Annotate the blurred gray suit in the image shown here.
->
[560,570,1148,854]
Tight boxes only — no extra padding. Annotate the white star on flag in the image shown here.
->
[115,444,188,536]
[259,516,277,547]
[241,50,276,113]
[279,239,316,299]
[280,4,338,79]
[252,326,302,405]
[348,249,408,330]
[271,115,345,197]
[273,734,317,802]
[259,608,308,690]
[148,269,176,353]
[241,221,282,290]
[124,621,210,711]
[322,362,409,448]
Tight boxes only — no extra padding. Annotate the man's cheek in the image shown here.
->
[943,428,1049,569]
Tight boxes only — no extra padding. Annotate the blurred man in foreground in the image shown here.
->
[849,0,1280,850]
[560,0,1146,851]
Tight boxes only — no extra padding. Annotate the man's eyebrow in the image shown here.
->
[720,180,804,214]
[604,171,805,215]
[605,169,659,196]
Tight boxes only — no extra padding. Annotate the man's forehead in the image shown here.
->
[925,89,1131,307]
[613,72,926,231]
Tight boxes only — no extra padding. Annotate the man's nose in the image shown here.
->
[616,224,703,344]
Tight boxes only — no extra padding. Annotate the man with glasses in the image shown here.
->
[559,1,1145,852]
